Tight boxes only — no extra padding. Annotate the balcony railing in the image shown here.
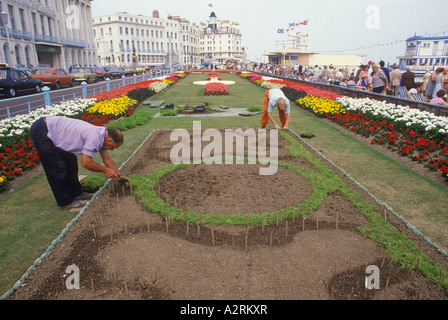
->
[35,33,58,44]
[60,38,87,48]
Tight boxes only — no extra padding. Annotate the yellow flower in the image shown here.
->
[296,96,346,117]
[86,95,137,117]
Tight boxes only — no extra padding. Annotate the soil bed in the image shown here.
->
[8,130,448,300]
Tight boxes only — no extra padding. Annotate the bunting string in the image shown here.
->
[277,19,308,34]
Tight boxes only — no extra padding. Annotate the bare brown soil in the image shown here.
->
[8,130,448,300]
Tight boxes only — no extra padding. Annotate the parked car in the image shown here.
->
[134,66,146,74]
[0,64,43,97]
[30,67,75,90]
[124,66,136,76]
[105,66,125,79]
[15,64,34,76]
[70,67,97,84]
[91,67,112,81]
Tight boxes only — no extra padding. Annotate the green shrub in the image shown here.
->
[81,175,107,190]
[300,132,315,139]
[160,109,179,117]
[247,106,262,112]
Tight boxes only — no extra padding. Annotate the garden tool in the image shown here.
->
[117,176,131,188]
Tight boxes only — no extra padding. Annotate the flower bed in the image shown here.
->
[207,72,221,80]
[0,99,97,149]
[238,72,343,100]
[0,138,39,179]
[82,95,138,125]
[149,80,170,93]
[83,75,182,125]
[184,69,237,74]
[0,73,186,190]
[296,96,347,117]
[243,72,448,181]
[204,82,230,96]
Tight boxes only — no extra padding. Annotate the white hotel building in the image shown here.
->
[0,0,96,69]
[92,10,245,68]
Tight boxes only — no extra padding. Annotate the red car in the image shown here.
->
[30,68,75,90]
[92,67,112,80]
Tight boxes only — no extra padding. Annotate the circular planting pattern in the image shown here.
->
[7,129,448,301]
[157,164,313,215]
[132,162,317,226]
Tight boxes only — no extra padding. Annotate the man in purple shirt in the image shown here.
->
[30,116,127,211]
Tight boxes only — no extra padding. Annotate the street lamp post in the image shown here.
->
[168,35,172,73]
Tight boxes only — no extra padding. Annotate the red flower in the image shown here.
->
[204,82,230,96]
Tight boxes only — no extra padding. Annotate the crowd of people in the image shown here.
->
[245,61,448,107]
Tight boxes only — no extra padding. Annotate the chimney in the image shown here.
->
[153,10,159,18]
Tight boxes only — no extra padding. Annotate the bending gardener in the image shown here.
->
[30,116,128,211]
[261,88,291,129]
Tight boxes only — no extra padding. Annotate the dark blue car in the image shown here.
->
[0,64,43,97]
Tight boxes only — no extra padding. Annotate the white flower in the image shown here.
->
[336,97,448,134]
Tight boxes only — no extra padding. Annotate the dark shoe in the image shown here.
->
[76,192,93,201]
[261,126,266,129]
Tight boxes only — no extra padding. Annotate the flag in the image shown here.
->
[289,23,295,27]
[277,29,284,33]
[208,3,213,7]
[300,20,308,25]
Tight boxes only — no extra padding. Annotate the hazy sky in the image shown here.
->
[91,0,448,64]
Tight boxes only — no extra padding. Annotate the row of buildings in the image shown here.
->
[0,0,97,69]
[0,0,244,70]
[92,10,244,68]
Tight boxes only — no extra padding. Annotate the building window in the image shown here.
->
[7,5,16,29]
[40,15,45,35]
[15,45,21,65]
[19,8,26,31]
[25,46,31,65]
[31,13,38,34]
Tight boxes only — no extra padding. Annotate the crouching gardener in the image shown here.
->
[261,88,291,129]
[30,116,129,211]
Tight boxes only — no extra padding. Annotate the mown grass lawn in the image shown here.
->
[1,71,447,296]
